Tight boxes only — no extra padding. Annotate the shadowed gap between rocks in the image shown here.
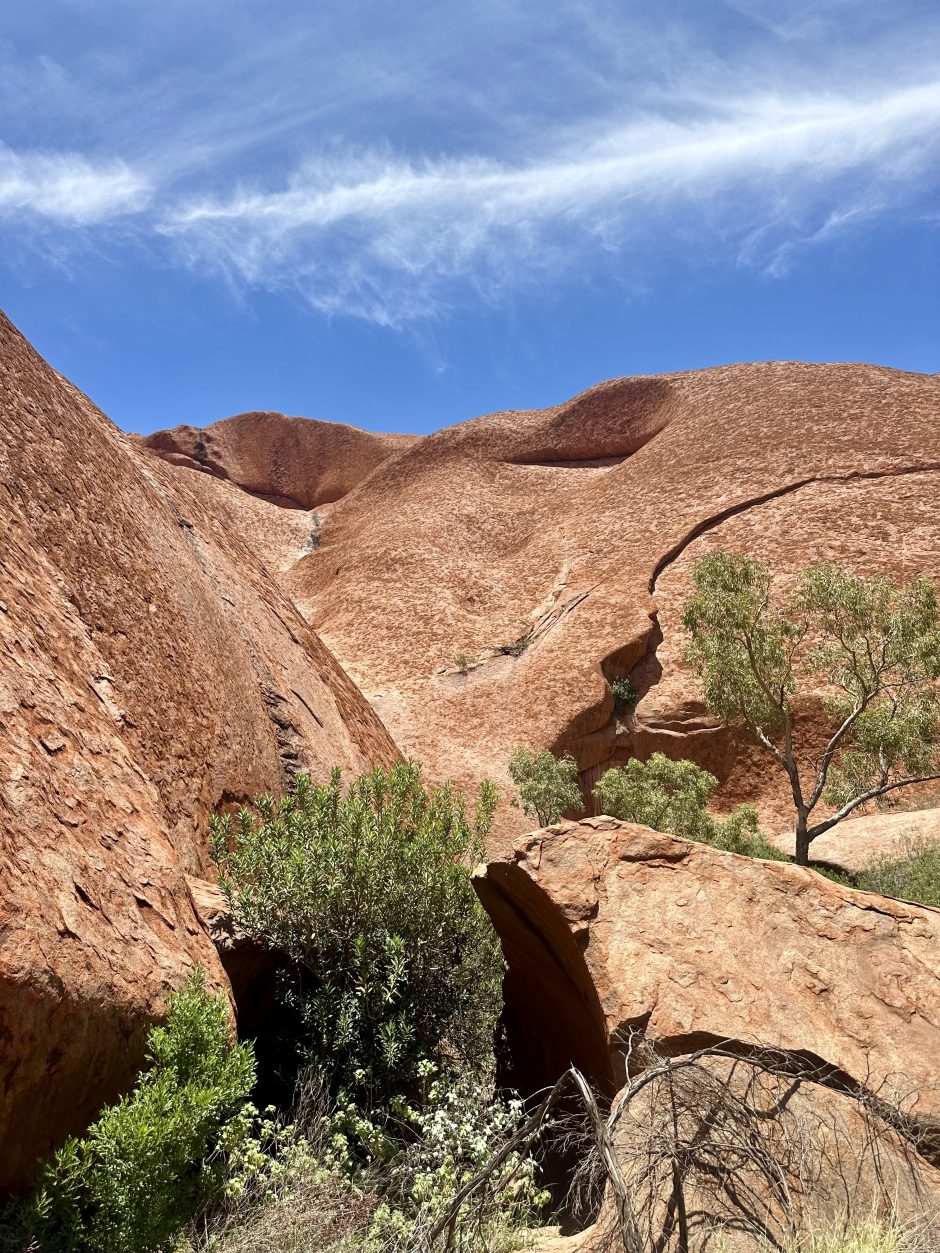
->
[474,859,617,1225]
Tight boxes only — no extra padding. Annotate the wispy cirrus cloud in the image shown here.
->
[1,1,938,326]
[160,79,940,325]
[0,143,151,225]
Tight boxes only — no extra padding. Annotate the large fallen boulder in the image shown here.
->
[0,312,399,1192]
[475,818,940,1248]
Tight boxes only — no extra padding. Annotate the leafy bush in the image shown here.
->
[210,763,504,1111]
[1,969,255,1253]
[593,753,786,860]
[857,834,940,907]
[610,676,638,715]
[365,1065,548,1251]
[508,747,584,827]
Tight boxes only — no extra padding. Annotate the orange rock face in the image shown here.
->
[0,313,398,1191]
[275,363,940,847]
[8,312,940,1202]
[476,819,940,1247]
[139,410,417,510]
[475,818,940,1110]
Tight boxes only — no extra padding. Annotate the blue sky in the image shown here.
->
[2,0,938,436]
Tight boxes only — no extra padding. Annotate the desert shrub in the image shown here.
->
[1,969,255,1253]
[182,1076,369,1253]
[331,1064,548,1251]
[856,834,940,908]
[210,763,504,1111]
[610,676,638,715]
[190,1065,544,1253]
[593,753,786,860]
[508,747,584,827]
[498,635,531,658]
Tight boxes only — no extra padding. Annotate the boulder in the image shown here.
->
[138,409,417,510]
[476,818,940,1247]
[475,817,940,1114]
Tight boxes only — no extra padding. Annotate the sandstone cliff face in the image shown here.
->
[476,819,940,1250]
[272,363,940,847]
[0,312,398,1191]
[139,410,417,510]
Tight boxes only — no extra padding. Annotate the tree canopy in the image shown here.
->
[593,752,783,859]
[682,552,940,864]
[508,747,584,827]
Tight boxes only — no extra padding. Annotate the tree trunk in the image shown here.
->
[794,814,811,867]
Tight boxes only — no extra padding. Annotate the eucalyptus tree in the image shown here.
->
[682,552,940,865]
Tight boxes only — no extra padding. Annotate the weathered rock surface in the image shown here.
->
[264,363,940,847]
[0,312,398,1191]
[475,817,940,1110]
[139,410,417,510]
[477,818,940,1249]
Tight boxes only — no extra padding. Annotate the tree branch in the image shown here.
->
[807,773,940,842]
[806,698,869,811]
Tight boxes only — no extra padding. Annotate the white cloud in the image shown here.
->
[1,2,938,326]
[160,80,940,324]
[0,143,151,225]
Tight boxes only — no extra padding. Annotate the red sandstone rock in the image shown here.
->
[477,818,940,1250]
[475,817,940,1109]
[0,312,398,1191]
[10,319,940,1201]
[270,363,940,850]
[138,410,417,510]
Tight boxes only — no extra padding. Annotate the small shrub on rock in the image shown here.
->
[508,747,584,827]
[593,753,786,860]
[610,675,638,715]
[1,969,255,1253]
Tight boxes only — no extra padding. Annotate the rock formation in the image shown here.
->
[6,301,940,1223]
[265,363,940,848]
[475,818,940,1248]
[139,410,417,510]
[0,312,398,1192]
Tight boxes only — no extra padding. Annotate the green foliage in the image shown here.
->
[610,676,638,715]
[593,753,786,860]
[210,763,504,1110]
[508,747,584,827]
[1,969,255,1253]
[682,552,940,861]
[498,635,531,658]
[683,551,797,732]
[185,1065,543,1253]
[857,834,940,908]
[366,1065,548,1251]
